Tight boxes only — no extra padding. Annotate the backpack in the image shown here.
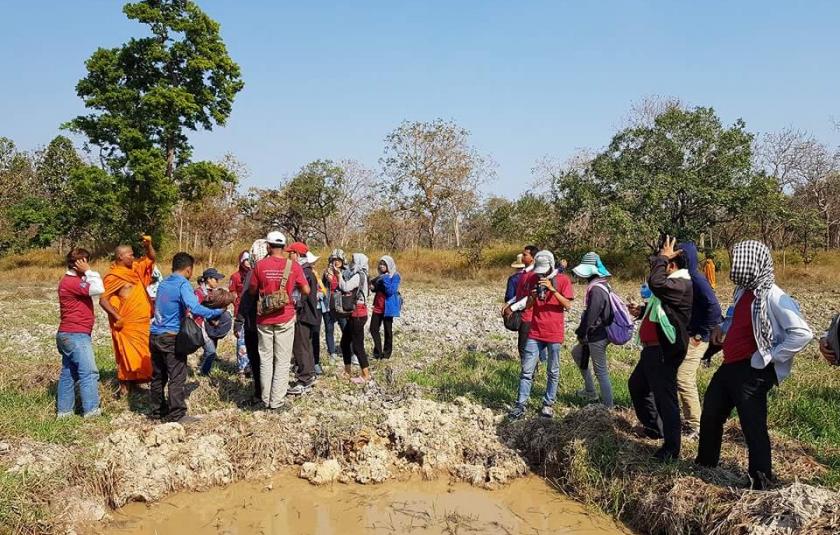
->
[205,310,233,340]
[333,273,365,317]
[257,259,292,317]
[592,282,634,346]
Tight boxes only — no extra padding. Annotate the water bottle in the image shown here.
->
[640,282,652,300]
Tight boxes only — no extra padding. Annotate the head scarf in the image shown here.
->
[380,255,397,275]
[730,240,775,352]
[249,239,269,269]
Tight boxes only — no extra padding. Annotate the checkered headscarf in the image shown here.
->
[730,240,775,352]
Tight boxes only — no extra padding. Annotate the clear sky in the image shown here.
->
[1,1,838,197]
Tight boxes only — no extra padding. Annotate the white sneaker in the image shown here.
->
[576,389,599,402]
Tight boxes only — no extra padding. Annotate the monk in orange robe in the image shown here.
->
[101,236,156,396]
[703,254,717,289]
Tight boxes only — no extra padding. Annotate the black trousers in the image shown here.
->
[149,333,188,421]
[244,329,261,400]
[341,316,369,368]
[370,313,393,358]
[293,322,316,384]
[696,360,777,488]
[310,321,321,366]
[629,346,682,457]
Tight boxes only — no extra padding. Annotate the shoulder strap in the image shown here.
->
[280,258,292,288]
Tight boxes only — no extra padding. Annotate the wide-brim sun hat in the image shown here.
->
[304,251,319,264]
[573,251,611,278]
[510,253,525,269]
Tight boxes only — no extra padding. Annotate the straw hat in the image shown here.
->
[510,253,526,269]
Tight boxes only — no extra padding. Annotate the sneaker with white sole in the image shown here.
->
[539,405,554,418]
[507,404,526,420]
[287,381,314,395]
[82,408,102,419]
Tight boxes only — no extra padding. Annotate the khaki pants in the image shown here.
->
[257,319,296,409]
[677,340,706,430]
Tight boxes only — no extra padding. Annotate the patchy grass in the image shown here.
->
[406,340,840,488]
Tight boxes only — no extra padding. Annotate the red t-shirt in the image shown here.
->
[516,271,537,323]
[528,273,574,343]
[723,292,758,364]
[229,269,246,316]
[249,256,308,325]
[194,287,207,327]
[639,314,659,345]
[373,289,386,315]
[58,274,95,334]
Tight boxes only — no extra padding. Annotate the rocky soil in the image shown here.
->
[2,280,839,534]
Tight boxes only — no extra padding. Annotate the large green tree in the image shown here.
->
[554,106,754,250]
[64,0,243,241]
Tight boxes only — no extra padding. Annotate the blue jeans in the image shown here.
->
[323,313,347,355]
[199,332,218,376]
[235,327,249,372]
[56,332,100,415]
[516,339,561,408]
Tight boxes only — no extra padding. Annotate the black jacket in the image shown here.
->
[646,255,693,361]
[296,264,321,328]
[236,270,258,333]
[575,283,612,343]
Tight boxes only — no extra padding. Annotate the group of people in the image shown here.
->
[54,231,402,423]
[502,238,832,490]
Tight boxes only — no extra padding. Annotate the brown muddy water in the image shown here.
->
[101,472,629,535]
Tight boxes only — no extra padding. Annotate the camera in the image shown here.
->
[536,281,549,301]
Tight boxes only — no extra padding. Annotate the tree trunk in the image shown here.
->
[166,138,176,180]
[453,209,461,248]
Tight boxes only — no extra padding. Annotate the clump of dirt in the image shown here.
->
[712,482,840,535]
[504,404,840,534]
[384,396,527,487]
[94,422,233,507]
[7,440,72,477]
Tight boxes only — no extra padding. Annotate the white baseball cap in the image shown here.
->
[533,250,556,275]
[266,231,286,246]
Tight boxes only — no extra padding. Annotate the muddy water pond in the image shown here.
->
[103,472,629,535]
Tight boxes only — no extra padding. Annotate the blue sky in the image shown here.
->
[1,1,838,197]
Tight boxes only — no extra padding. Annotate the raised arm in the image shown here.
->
[142,235,156,262]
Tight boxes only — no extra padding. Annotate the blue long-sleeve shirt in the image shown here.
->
[150,273,222,335]
[505,271,523,302]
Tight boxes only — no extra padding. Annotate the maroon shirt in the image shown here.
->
[723,292,758,364]
[58,274,95,334]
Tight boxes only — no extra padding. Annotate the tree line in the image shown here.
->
[1,1,838,264]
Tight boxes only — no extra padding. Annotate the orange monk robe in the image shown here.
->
[103,257,154,382]
[703,259,717,289]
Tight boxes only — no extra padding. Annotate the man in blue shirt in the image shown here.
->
[149,252,222,424]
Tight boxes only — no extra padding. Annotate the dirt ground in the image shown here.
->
[1,278,838,534]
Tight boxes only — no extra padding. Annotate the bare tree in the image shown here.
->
[381,119,492,249]
[618,95,684,130]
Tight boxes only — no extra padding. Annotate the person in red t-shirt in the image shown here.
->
[508,250,574,420]
[229,250,251,376]
[56,248,105,418]
[502,245,547,363]
[248,231,310,409]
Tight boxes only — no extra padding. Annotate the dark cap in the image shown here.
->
[201,268,225,281]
